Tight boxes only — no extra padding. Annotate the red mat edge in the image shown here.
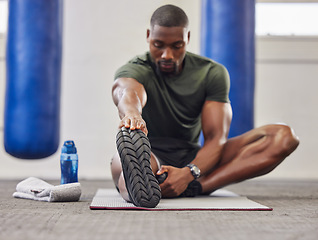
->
[90,206,273,211]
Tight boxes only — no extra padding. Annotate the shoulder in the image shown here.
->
[185,52,228,75]
[127,52,150,65]
[122,52,153,70]
[184,53,230,103]
[185,52,214,64]
[114,52,153,81]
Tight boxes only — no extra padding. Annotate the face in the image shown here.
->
[147,25,190,76]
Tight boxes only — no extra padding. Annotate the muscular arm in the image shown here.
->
[112,77,148,134]
[192,101,232,175]
[159,100,232,197]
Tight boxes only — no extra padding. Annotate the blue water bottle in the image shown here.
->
[60,140,78,184]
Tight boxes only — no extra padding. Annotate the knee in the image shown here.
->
[272,124,299,157]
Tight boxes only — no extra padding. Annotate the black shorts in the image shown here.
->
[149,137,201,168]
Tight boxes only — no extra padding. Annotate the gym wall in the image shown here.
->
[0,0,317,180]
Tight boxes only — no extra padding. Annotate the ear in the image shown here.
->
[146,29,150,43]
[187,31,191,44]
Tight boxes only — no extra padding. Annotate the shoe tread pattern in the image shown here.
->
[116,127,161,208]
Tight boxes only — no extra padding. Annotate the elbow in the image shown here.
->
[202,133,227,149]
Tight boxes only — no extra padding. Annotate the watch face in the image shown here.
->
[192,165,200,176]
[188,164,200,178]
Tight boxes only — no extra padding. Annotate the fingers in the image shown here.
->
[157,166,190,198]
[157,165,169,175]
[157,166,175,196]
[119,115,148,135]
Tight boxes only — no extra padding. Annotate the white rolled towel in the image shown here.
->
[13,177,81,202]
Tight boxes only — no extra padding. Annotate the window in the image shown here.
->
[0,0,8,34]
[256,3,318,36]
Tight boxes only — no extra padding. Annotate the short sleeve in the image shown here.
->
[114,54,152,87]
[205,63,230,103]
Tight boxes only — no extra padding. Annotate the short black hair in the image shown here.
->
[150,4,189,28]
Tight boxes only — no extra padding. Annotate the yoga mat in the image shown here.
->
[90,189,272,211]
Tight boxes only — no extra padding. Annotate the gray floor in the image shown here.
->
[1,179,318,240]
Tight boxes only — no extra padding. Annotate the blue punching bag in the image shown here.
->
[4,0,63,159]
[201,0,255,137]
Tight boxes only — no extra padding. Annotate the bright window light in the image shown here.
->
[0,1,8,34]
[256,3,318,36]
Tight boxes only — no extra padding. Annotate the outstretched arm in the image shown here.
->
[158,100,232,197]
[112,77,148,134]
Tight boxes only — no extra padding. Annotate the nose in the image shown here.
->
[161,47,173,60]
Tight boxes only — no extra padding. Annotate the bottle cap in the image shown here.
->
[61,140,77,154]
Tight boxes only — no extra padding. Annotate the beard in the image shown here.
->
[156,59,178,76]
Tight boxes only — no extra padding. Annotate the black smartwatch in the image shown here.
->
[186,164,201,179]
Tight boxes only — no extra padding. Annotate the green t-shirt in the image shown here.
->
[115,52,230,167]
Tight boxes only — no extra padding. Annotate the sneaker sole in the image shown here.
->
[116,127,161,208]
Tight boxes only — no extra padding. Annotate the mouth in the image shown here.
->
[158,60,176,72]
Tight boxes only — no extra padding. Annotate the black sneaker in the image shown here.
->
[116,127,161,208]
[156,172,168,184]
[179,180,202,197]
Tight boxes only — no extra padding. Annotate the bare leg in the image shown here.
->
[110,152,160,201]
[199,124,299,193]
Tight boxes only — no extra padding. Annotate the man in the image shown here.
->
[111,5,299,206]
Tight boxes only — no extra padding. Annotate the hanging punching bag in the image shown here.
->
[4,0,63,159]
[201,0,255,138]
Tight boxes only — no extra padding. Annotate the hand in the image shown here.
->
[119,112,148,135]
[157,165,194,198]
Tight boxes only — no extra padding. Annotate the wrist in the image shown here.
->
[182,166,196,182]
[186,163,201,180]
